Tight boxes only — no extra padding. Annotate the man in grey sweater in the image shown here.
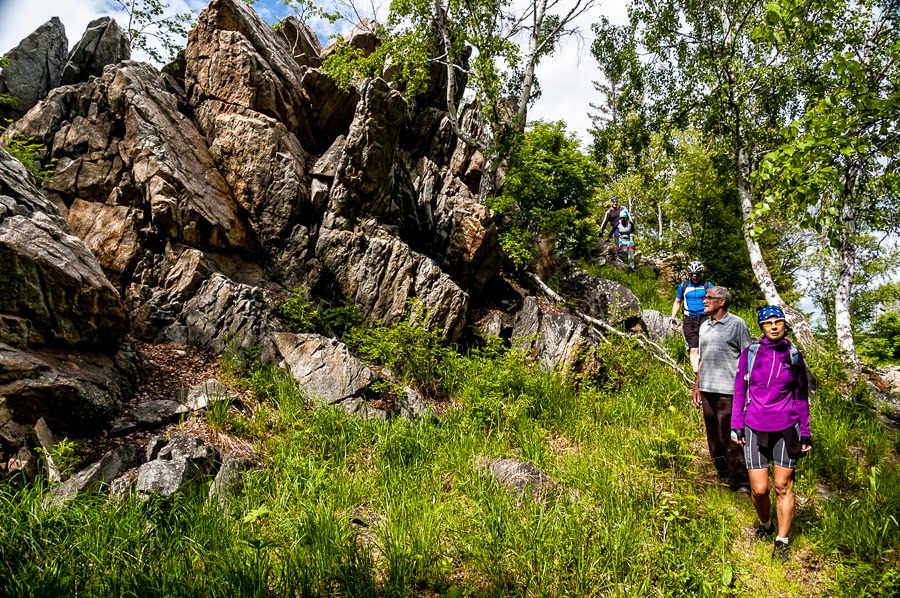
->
[691,285,752,488]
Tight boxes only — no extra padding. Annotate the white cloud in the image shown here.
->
[1,0,629,145]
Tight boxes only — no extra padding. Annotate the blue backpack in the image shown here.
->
[742,343,800,411]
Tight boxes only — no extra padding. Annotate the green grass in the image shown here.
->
[1,321,898,596]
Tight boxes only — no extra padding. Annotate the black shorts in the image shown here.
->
[682,314,709,349]
[744,425,801,470]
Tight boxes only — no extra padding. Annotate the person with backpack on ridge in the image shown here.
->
[599,196,625,248]
[615,210,636,270]
[731,305,811,563]
[671,261,713,374]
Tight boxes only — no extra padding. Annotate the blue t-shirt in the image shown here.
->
[676,280,713,316]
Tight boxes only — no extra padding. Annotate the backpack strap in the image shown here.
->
[743,343,760,412]
[744,344,801,412]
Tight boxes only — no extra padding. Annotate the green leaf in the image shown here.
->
[722,564,733,587]
[242,505,272,524]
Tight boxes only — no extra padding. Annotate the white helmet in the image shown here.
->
[687,261,705,275]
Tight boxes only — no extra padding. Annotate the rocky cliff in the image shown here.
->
[0,0,641,474]
[0,0,501,457]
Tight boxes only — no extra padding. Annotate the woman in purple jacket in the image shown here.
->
[731,305,812,562]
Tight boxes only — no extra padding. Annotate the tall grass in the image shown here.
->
[1,318,897,596]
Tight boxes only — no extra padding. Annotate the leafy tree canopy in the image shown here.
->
[487,121,600,266]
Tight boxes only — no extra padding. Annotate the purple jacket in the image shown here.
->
[731,337,810,436]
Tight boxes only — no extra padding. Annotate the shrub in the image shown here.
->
[281,287,363,338]
[344,304,451,399]
[862,312,900,364]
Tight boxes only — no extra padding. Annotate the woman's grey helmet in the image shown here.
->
[687,261,705,275]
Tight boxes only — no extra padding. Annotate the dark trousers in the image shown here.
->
[700,392,748,487]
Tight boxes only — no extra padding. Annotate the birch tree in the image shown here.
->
[608,0,833,350]
[756,0,900,371]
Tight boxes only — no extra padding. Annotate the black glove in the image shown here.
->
[731,428,744,443]
[670,318,679,328]
[801,436,812,448]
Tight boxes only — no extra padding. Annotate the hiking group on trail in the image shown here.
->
[667,263,812,563]
[598,202,812,562]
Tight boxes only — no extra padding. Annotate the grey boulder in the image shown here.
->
[275,332,379,406]
[0,17,68,119]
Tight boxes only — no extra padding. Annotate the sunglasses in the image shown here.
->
[702,296,723,302]
[760,318,786,330]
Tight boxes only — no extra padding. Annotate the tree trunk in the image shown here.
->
[735,144,818,352]
[834,227,859,371]
[657,201,663,238]
[835,163,862,377]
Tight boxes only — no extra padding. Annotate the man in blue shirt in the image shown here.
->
[671,261,713,375]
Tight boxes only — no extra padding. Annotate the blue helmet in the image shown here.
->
[757,305,786,325]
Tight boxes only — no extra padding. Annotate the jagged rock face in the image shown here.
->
[59,17,131,86]
[11,61,255,260]
[180,273,281,362]
[512,296,599,369]
[194,100,312,245]
[276,15,322,69]
[67,200,143,287]
[185,0,317,144]
[0,149,128,347]
[0,149,142,449]
[0,17,68,120]
[317,227,469,340]
[325,77,408,229]
[407,159,502,292]
[299,68,360,153]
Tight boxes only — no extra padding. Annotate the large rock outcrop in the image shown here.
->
[317,227,469,340]
[0,0,514,447]
[0,18,68,120]
[59,17,131,86]
[0,148,142,447]
[11,61,255,258]
[0,149,127,347]
[185,0,319,145]
[324,77,408,229]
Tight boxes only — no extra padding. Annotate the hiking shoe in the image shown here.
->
[772,539,790,563]
[753,521,775,541]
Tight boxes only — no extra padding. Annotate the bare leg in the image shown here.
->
[748,468,771,524]
[773,465,796,538]
[690,348,700,374]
